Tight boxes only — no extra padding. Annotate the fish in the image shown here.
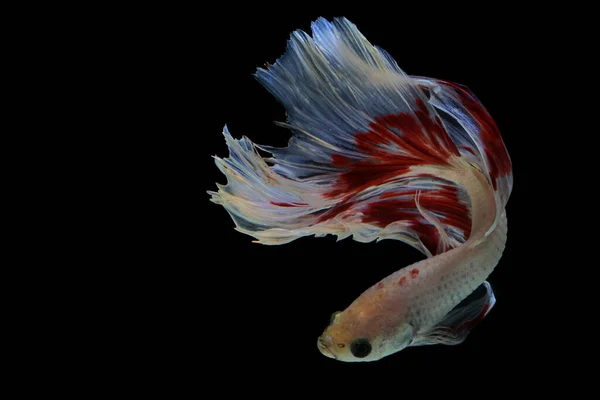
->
[208,17,512,362]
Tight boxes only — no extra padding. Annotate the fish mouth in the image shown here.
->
[317,336,337,360]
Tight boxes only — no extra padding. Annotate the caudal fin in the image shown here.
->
[209,17,512,256]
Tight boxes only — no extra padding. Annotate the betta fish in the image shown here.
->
[209,17,512,362]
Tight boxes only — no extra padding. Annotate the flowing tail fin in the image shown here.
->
[209,17,512,256]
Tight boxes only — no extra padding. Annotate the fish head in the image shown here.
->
[317,304,414,362]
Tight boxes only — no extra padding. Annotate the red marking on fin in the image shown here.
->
[410,269,419,278]
[269,201,308,207]
[316,200,355,223]
[477,304,490,322]
[380,191,404,199]
[439,80,512,189]
[325,99,459,198]
[452,302,491,333]
[361,185,471,254]
[315,96,476,252]
[398,276,407,286]
[459,146,476,156]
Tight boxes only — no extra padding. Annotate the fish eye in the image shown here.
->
[329,311,341,325]
[350,338,372,358]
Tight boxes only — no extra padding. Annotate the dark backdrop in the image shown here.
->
[161,5,566,396]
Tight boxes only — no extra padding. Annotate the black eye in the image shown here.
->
[350,338,372,358]
[329,311,341,325]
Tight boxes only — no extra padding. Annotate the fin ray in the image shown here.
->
[211,17,512,252]
[411,281,496,346]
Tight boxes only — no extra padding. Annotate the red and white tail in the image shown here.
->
[209,17,512,256]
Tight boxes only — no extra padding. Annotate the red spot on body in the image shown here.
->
[410,269,419,278]
[398,276,407,286]
[377,282,384,289]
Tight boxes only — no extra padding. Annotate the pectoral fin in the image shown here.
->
[412,281,496,346]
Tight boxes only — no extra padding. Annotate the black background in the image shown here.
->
[151,5,572,396]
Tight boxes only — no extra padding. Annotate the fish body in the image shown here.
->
[319,162,506,361]
[210,17,512,362]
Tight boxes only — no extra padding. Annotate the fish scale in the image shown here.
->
[408,211,507,331]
